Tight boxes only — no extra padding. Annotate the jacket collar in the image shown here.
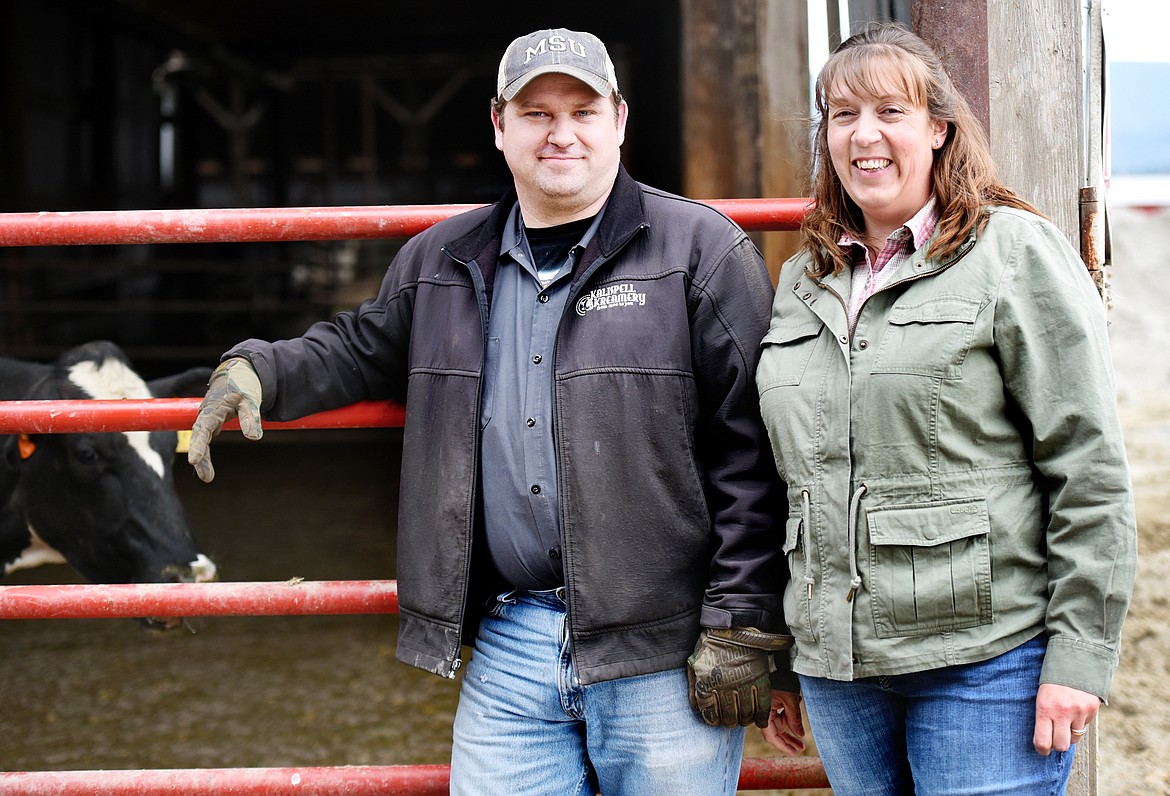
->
[813,224,979,293]
[443,165,647,290]
[805,224,979,338]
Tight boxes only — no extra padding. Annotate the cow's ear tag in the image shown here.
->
[175,429,192,454]
[18,434,35,460]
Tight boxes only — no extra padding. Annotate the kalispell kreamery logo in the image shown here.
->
[575,283,647,315]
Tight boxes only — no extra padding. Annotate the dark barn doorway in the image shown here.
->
[0,0,681,375]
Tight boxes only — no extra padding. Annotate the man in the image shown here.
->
[188,27,792,796]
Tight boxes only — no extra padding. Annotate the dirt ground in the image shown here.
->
[1097,205,1170,795]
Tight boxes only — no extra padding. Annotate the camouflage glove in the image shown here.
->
[687,627,794,728]
[188,357,263,483]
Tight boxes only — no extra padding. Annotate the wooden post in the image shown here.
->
[681,0,808,282]
[985,0,1086,244]
[911,0,991,141]
[913,2,1106,794]
[680,0,761,201]
[758,0,810,279]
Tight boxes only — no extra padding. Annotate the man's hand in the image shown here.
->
[687,627,794,728]
[188,357,263,483]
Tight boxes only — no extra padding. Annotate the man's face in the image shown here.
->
[492,72,627,227]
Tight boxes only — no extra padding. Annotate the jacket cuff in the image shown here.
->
[700,603,787,633]
[1039,635,1119,703]
[700,604,733,629]
[769,651,800,693]
[225,344,275,414]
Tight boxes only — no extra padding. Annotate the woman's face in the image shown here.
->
[826,73,947,242]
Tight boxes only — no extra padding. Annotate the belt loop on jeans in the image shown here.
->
[520,587,567,609]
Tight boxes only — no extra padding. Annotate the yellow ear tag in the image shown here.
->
[18,434,36,460]
[175,429,192,454]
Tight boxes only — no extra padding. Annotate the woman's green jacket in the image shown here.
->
[757,206,1136,701]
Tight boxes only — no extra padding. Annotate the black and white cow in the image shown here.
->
[0,342,217,615]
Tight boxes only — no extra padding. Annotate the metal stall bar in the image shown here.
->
[0,197,824,792]
[0,766,454,796]
[0,580,400,619]
[0,397,403,434]
[0,198,807,247]
[0,756,830,795]
[0,576,830,790]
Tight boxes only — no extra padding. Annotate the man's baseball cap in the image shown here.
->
[496,28,619,101]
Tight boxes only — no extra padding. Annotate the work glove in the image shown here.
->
[687,627,794,728]
[188,357,263,483]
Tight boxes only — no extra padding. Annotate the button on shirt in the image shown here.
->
[842,197,939,331]
[479,202,603,590]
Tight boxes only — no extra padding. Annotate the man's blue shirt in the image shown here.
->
[479,202,603,589]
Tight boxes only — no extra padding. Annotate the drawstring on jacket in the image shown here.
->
[800,484,868,603]
[846,484,868,601]
[801,489,814,601]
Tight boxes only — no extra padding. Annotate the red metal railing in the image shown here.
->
[0,579,400,620]
[0,198,826,793]
[0,757,831,795]
[0,575,829,791]
[0,197,807,247]
[0,397,403,434]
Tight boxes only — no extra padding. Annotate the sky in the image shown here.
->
[1105,1,1170,177]
[1104,0,1169,63]
[803,1,1167,180]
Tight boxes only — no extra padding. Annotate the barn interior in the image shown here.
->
[0,0,694,376]
[1,0,912,378]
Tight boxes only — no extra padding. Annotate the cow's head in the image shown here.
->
[2,342,217,626]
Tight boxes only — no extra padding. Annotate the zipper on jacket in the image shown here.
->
[551,222,649,676]
[846,232,977,339]
[439,245,491,679]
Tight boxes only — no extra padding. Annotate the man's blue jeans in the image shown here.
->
[799,636,1076,796]
[449,589,746,795]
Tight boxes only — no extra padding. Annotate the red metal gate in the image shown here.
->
[0,199,828,794]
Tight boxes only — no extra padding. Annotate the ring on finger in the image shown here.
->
[1071,726,1088,736]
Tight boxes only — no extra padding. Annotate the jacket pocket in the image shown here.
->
[865,498,992,638]
[870,297,979,379]
[758,320,823,388]
[782,513,817,643]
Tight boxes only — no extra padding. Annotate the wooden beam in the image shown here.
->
[758,0,810,279]
[911,0,991,139]
[986,0,1085,242]
[681,0,761,201]
[682,0,808,282]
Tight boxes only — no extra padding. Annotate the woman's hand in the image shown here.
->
[1033,683,1101,755]
[761,690,806,755]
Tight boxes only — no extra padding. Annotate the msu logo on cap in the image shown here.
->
[497,27,620,102]
[523,33,589,62]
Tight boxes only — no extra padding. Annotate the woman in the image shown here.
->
[756,22,1136,794]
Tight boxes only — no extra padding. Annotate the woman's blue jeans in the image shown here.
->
[799,636,1076,796]
[449,589,746,796]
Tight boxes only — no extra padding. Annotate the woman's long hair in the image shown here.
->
[801,22,1040,277]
